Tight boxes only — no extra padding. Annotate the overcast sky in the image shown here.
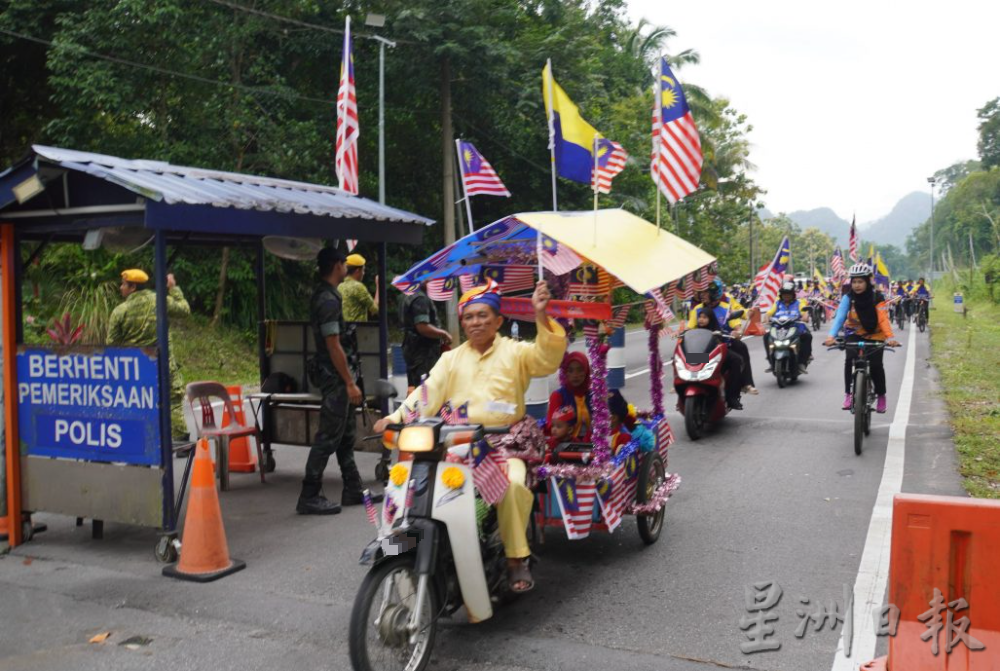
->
[628,0,998,222]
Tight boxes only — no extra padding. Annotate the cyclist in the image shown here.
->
[824,264,900,413]
[912,277,932,322]
[763,281,812,375]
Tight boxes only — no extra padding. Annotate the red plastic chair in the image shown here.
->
[186,381,266,490]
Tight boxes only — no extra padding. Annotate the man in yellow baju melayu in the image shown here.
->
[374,278,567,592]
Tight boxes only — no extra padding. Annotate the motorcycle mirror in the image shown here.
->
[373,379,398,400]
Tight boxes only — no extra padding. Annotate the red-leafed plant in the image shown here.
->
[47,313,84,345]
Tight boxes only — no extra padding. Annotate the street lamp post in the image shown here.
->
[927,176,936,281]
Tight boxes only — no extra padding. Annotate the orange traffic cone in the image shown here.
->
[743,307,766,337]
[163,439,246,582]
[222,385,256,473]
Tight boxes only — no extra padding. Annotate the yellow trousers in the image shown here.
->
[497,458,533,559]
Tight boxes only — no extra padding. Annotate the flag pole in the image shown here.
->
[592,133,599,248]
[455,139,475,234]
[653,55,662,235]
[541,58,557,282]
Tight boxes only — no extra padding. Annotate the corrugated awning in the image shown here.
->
[0,146,433,244]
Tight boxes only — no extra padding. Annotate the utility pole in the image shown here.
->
[927,176,936,281]
[441,57,458,338]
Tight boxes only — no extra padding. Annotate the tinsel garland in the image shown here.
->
[535,461,613,482]
[626,474,682,515]
[586,335,611,465]
[647,322,665,417]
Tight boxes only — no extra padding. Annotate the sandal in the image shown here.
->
[508,559,535,593]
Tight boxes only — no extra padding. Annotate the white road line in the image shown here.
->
[624,368,650,380]
[830,326,917,670]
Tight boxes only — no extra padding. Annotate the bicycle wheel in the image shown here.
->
[864,378,873,436]
[853,369,867,455]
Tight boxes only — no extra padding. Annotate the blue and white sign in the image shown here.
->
[953,292,964,313]
[17,347,162,466]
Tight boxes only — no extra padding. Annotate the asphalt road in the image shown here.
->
[0,317,966,671]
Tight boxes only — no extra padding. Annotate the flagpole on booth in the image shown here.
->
[592,133,600,248]
[455,139,475,234]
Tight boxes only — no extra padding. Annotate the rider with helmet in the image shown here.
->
[763,281,813,375]
[824,264,900,413]
[687,278,758,406]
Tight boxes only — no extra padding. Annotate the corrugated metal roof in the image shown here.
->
[32,145,434,226]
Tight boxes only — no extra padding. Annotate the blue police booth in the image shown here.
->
[0,146,431,553]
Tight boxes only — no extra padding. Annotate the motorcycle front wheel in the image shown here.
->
[349,556,438,671]
[684,395,704,441]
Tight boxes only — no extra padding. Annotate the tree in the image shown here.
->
[977,97,1000,170]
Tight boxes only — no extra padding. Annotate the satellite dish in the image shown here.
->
[86,227,154,254]
[263,236,324,261]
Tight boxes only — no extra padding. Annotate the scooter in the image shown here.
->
[349,397,514,671]
[672,327,735,440]
[768,315,802,388]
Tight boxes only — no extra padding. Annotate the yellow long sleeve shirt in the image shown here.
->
[386,318,567,427]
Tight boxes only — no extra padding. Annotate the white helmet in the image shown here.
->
[780,280,796,294]
[848,263,873,278]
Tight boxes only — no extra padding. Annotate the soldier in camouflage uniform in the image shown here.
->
[107,269,190,440]
[298,247,384,515]
[399,282,452,390]
[338,253,378,323]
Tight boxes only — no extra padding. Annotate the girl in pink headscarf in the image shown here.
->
[545,351,592,440]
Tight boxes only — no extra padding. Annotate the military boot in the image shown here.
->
[341,468,384,506]
[296,481,342,515]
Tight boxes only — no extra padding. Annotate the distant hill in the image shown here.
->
[786,207,851,246]
[859,192,930,246]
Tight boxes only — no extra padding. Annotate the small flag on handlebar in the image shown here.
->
[363,489,378,528]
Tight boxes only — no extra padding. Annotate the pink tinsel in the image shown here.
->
[535,462,614,483]
[626,473,681,515]
[587,336,612,465]
[648,322,665,417]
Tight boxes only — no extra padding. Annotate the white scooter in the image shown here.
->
[349,401,515,671]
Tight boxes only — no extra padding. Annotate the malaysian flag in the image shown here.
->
[469,440,509,505]
[647,288,674,324]
[650,417,674,463]
[427,276,458,301]
[568,264,610,298]
[439,401,469,425]
[458,141,510,197]
[661,280,677,304]
[596,473,623,533]
[755,236,791,308]
[591,138,629,194]
[335,16,359,195]
[481,265,535,293]
[608,305,631,329]
[681,274,695,300]
[538,234,582,276]
[651,57,703,204]
[691,266,711,291]
[848,216,858,261]
[552,477,596,539]
[458,273,477,293]
[610,451,640,520]
[831,248,847,285]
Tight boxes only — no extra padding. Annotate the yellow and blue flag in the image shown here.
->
[875,253,890,290]
[542,62,601,184]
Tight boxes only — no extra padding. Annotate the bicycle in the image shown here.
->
[914,298,929,332]
[894,299,907,331]
[828,338,896,455]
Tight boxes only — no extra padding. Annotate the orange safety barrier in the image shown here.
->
[884,494,1000,671]
[221,385,256,473]
[163,439,245,582]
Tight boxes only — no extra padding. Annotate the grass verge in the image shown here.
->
[929,287,1000,498]
[172,316,260,390]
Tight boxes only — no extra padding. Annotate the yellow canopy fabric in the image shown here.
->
[514,209,716,295]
